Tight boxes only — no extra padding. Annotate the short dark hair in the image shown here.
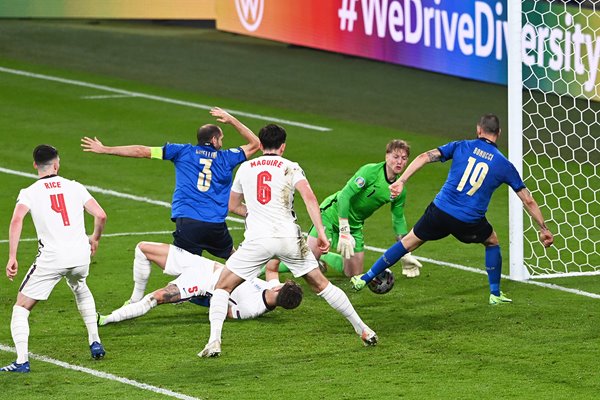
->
[386,139,410,157]
[33,144,58,165]
[478,114,500,135]
[259,124,286,151]
[275,280,303,310]
[197,124,222,145]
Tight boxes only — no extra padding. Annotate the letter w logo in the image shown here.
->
[235,0,265,32]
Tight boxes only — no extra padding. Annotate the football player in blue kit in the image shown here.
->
[82,107,259,260]
[351,114,554,304]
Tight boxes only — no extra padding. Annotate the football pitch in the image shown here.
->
[0,21,598,399]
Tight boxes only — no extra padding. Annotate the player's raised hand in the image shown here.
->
[6,257,18,281]
[81,136,106,153]
[539,229,554,247]
[389,181,404,199]
[210,107,234,124]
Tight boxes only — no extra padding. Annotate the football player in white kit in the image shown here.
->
[1,145,107,373]
[199,124,378,358]
[97,242,303,326]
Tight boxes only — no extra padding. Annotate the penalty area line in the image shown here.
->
[0,344,202,400]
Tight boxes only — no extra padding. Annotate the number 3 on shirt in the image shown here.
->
[457,157,489,196]
[50,193,70,226]
[197,159,213,192]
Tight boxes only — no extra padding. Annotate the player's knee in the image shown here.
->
[136,242,148,256]
[484,231,499,246]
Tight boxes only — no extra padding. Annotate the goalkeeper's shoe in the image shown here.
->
[198,340,221,358]
[361,328,378,346]
[350,274,366,291]
[489,292,512,305]
[90,341,106,360]
[97,313,108,327]
[0,361,30,373]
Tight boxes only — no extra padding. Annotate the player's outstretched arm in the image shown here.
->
[296,180,330,254]
[6,204,28,281]
[390,148,441,198]
[516,188,554,247]
[84,198,107,256]
[210,107,260,159]
[81,136,152,158]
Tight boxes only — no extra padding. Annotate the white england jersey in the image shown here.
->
[17,175,93,268]
[231,155,307,240]
[229,278,278,320]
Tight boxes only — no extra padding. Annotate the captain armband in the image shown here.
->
[150,147,163,160]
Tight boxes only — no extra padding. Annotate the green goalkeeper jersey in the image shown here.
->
[320,161,408,236]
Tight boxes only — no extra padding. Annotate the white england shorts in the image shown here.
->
[166,246,219,299]
[226,236,318,281]
[164,245,203,276]
[19,264,89,301]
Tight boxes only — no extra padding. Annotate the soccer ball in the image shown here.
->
[367,269,395,294]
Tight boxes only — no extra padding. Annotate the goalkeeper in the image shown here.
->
[307,139,422,278]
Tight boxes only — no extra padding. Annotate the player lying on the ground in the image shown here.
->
[98,242,303,326]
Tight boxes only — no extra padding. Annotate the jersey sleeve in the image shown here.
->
[290,163,307,187]
[337,164,373,219]
[391,188,408,236]
[231,165,244,194]
[16,188,31,209]
[504,161,527,192]
[162,143,186,162]
[438,141,460,162]
[222,147,247,168]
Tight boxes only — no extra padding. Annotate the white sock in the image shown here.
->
[131,245,151,303]
[208,289,229,344]
[104,294,157,325]
[70,281,101,345]
[318,282,366,335]
[11,305,30,364]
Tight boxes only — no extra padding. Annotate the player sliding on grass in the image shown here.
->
[268,140,421,278]
[200,124,377,358]
[97,242,302,327]
[2,145,107,373]
[351,114,554,304]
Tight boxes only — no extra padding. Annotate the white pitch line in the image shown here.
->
[1,166,598,301]
[82,94,137,99]
[0,228,242,244]
[0,344,201,400]
[0,166,245,224]
[0,66,332,132]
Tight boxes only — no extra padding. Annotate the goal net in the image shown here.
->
[509,0,600,279]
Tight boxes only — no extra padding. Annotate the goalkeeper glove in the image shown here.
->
[401,252,422,278]
[337,218,355,259]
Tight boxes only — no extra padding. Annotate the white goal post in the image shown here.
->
[508,0,600,280]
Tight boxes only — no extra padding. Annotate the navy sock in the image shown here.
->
[485,245,502,296]
[363,241,408,282]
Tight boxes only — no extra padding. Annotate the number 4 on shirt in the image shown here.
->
[50,193,70,226]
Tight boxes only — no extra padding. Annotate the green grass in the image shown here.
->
[0,20,598,400]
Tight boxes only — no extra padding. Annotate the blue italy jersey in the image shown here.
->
[163,143,246,223]
[433,138,526,223]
